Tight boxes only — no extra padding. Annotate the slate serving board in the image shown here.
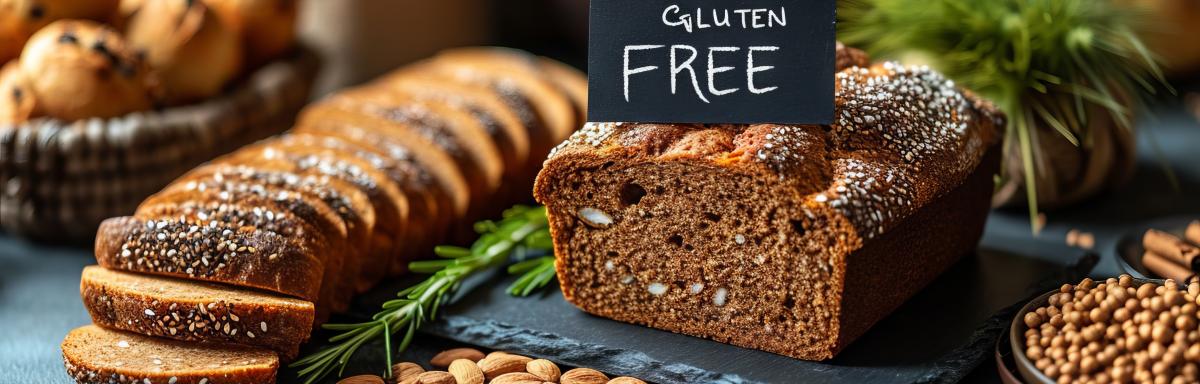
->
[295,246,1098,384]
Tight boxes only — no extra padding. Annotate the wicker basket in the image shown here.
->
[0,46,319,242]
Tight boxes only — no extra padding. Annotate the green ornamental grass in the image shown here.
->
[839,0,1171,229]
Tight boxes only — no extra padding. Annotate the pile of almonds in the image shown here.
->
[337,348,646,384]
[1023,275,1200,383]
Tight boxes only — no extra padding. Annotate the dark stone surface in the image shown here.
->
[0,103,1196,383]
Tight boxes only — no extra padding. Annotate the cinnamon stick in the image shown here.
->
[1186,221,1200,246]
[1143,251,1197,283]
[1143,229,1200,272]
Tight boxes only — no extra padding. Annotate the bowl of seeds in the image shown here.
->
[1011,275,1200,384]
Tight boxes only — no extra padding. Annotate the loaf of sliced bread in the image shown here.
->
[63,324,278,384]
[534,46,1004,360]
[80,266,314,359]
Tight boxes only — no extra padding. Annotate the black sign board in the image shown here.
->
[587,0,836,125]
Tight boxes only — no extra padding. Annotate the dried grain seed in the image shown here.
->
[414,371,455,384]
[430,348,485,368]
[478,353,532,380]
[336,375,384,384]
[392,362,425,384]
[526,359,560,382]
[561,368,609,384]
[448,359,484,384]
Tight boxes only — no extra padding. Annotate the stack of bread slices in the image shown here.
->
[62,47,586,384]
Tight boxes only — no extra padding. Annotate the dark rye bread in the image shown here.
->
[295,104,471,219]
[63,324,278,384]
[420,47,578,161]
[221,140,409,292]
[80,266,314,359]
[269,132,440,275]
[534,50,1004,360]
[173,164,373,309]
[309,88,503,212]
[137,179,346,316]
[95,214,324,301]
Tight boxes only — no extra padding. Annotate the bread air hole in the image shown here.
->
[668,234,684,246]
[791,219,807,237]
[619,182,646,206]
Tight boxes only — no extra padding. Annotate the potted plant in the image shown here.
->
[839,0,1172,231]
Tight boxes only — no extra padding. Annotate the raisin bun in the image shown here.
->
[207,0,296,67]
[0,0,120,63]
[0,61,37,124]
[126,0,242,104]
[19,20,155,121]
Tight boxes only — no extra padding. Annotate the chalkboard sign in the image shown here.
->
[587,0,836,125]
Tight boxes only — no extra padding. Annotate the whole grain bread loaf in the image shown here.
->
[533,46,1004,360]
[62,324,278,384]
[80,266,314,359]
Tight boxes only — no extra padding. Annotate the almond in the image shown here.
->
[430,347,486,368]
[477,353,532,380]
[525,359,560,382]
[561,368,609,384]
[392,362,425,384]
[337,374,385,384]
[488,372,546,384]
[607,377,647,384]
[415,371,455,384]
[448,359,484,384]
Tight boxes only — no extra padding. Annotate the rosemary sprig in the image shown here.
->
[507,256,556,296]
[290,205,550,384]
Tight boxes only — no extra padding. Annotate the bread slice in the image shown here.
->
[272,132,442,276]
[534,55,1005,360]
[422,47,577,159]
[310,88,503,213]
[536,57,588,131]
[80,266,314,359]
[178,163,376,309]
[63,324,278,384]
[95,214,324,301]
[136,181,344,317]
[222,140,409,292]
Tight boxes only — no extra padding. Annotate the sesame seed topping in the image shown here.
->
[144,309,155,317]
[260,322,268,333]
[714,288,729,306]
[116,340,129,348]
[647,282,668,295]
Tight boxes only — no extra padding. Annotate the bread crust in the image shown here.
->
[95,215,323,301]
[80,266,314,359]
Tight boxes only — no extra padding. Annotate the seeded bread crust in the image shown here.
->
[80,266,314,359]
[95,215,323,301]
[270,132,440,276]
[311,89,503,213]
[418,47,578,161]
[178,163,373,311]
[534,46,1004,360]
[137,181,345,317]
[62,325,277,384]
[223,140,410,292]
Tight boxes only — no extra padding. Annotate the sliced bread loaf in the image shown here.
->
[62,324,278,384]
[80,266,314,359]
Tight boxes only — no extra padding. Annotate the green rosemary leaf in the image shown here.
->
[434,245,472,258]
[289,205,552,384]
[507,256,556,297]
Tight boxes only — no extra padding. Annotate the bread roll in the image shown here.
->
[207,0,296,67]
[125,0,242,104]
[0,0,120,63]
[0,61,36,124]
[19,20,155,121]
